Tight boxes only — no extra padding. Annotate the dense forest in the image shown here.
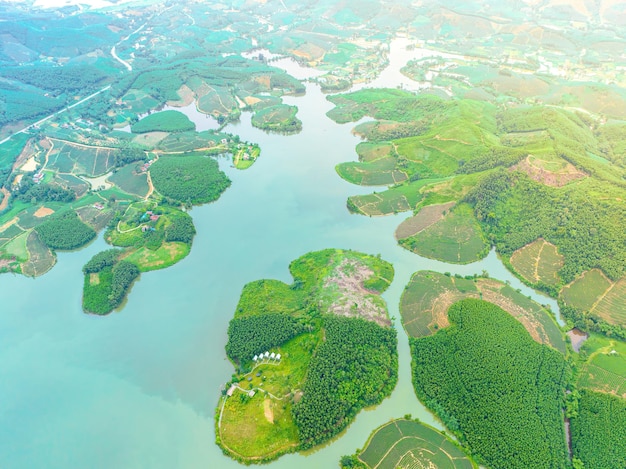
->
[150,155,231,205]
[82,252,140,315]
[411,299,569,469]
[226,313,305,363]
[465,170,626,283]
[36,211,96,251]
[570,389,626,469]
[293,315,397,449]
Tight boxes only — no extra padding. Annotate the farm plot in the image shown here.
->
[577,336,626,397]
[510,238,564,286]
[358,419,474,469]
[560,269,612,312]
[395,202,455,240]
[512,155,586,187]
[400,271,565,352]
[356,142,395,162]
[398,204,487,264]
[347,179,440,216]
[591,278,626,326]
[336,157,407,186]
[197,86,238,116]
[20,230,55,277]
[47,140,117,177]
[76,205,114,231]
[108,163,149,197]
[54,173,90,197]
[0,221,24,247]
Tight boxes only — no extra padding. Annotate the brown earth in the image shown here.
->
[33,206,54,218]
[90,273,100,286]
[323,258,391,327]
[512,155,586,187]
[263,399,274,424]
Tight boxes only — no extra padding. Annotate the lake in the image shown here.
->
[0,42,560,468]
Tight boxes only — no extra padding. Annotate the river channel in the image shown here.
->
[0,41,560,468]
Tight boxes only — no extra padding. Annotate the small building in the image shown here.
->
[93,203,104,210]
[264,351,270,358]
[226,385,236,397]
[150,215,160,221]
[276,354,281,361]
[270,352,276,360]
[248,390,255,397]
[253,355,258,362]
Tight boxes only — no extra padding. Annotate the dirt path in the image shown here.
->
[589,281,616,314]
[145,171,155,200]
[0,188,10,212]
[534,240,546,282]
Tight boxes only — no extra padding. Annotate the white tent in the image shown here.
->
[276,354,281,361]
[264,351,270,358]
[270,352,276,359]
[253,355,258,361]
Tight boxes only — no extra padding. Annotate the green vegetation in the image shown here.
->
[35,211,96,251]
[82,252,140,315]
[400,270,566,353]
[570,390,626,469]
[510,238,564,287]
[411,299,569,469]
[294,315,397,449]
[226,314,305,364]
[251,104,302,133]
[131,110,195,134]
[346,419,475,469]
[150,155,230,205]
[576,334,626,396]
[108,164,149,197]
[218,249,396,462]
[399,204,488,264]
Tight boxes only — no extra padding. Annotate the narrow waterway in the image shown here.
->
[0,42,561,468]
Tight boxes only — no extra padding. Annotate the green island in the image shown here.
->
[216,249,397,463]
[409,298,570,469]
[341,418,476,469]
[130,110,196,134]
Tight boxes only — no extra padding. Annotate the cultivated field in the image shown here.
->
[395,202,455,240]
[47,140,117,177]
[560,269,612,312]
[400,271,566,353]
[108,163,149,197]
[20,230,55,277]
[358,419,475,469]
[512,155,586,187]
[510,238,564,286]
[336,156,407,186]
[399,204,487,264]
[578,335,626,397]
[348,179,440,216]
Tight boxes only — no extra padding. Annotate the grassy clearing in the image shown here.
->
[560,269,612,312]
[356,419,475,469]
[577,335,626,396]
[510,238,564,286]
[123,242,190,272]
[399,204,488,264]
[400,270,566,353]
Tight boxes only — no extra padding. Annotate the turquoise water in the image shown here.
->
[0,72,560,468]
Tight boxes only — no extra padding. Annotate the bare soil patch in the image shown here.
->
[0,188,10,212]
[0,216,18,232]
[323,259,390,327]
[90,273,100,286]
[244,96,262,106]
[512,155,586,187]
[33,206,54,218]
[263,399,274,424]
[395,202,455,240]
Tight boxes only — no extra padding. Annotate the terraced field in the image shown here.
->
[358,419,475,469]
[510,238,564,286]
[400,270,566,353]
